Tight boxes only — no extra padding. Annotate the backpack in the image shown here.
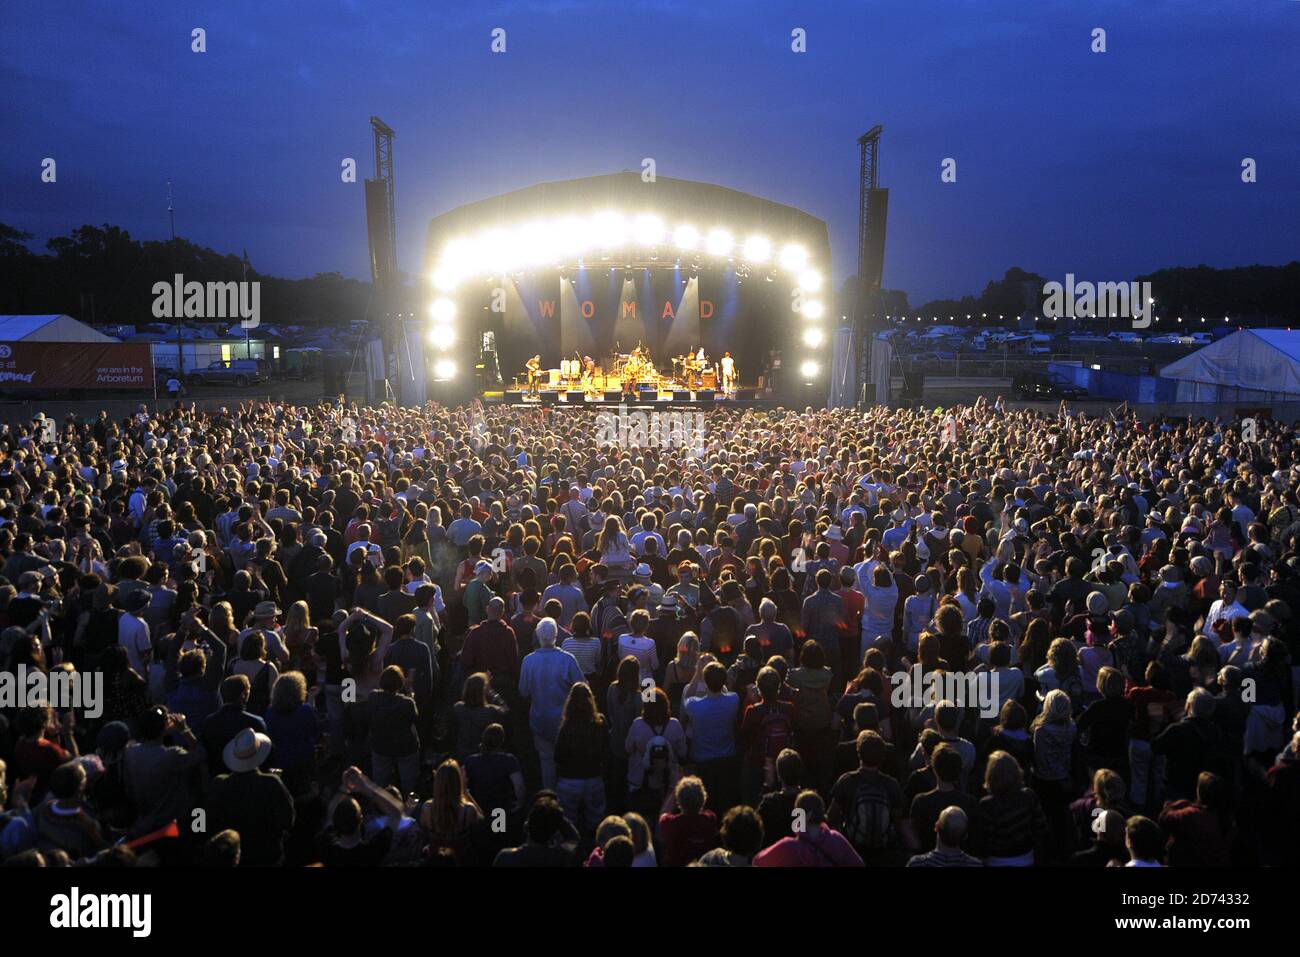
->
[247,662,273,715]
[840,774,895,852]
[641,722,675,792]
[757,702,794,760]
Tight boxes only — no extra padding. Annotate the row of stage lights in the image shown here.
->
[424,211,827,384]
[429,212,822,293]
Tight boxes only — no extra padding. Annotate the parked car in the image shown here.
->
[187,358,268,388]
[1012,371,1088,399]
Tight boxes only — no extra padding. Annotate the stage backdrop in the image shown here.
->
[491,266,775,384]
[0,342,154,390]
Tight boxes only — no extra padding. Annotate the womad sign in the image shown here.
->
[0,342,154,390]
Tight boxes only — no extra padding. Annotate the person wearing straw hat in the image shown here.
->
[236,599,288,667]
[207,727,295,866]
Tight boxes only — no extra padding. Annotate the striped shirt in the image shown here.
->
[561,636,602,677]
[906,847,983,867]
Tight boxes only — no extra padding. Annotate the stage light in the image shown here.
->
[705,228,733,257]
[779,244,809,271]
[429,298,456,322]
[516,220,550,266]
[633,213,665,247]
[481,228,514,273]
[674,224,700,250]
[798,269,822,292]
[592,211,628,249]
[554,216,588,257]
[800,360,820,378]
[434,359,456,379]
[743,235,772,264]
[802,300,825,320]
[431,267,458,292]
[802,328,825,347]
[427,325,455,350]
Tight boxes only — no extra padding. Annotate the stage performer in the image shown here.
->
[721,351,736,394]
[525,354,542,394]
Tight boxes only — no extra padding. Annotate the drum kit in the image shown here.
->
[671,353,714,389]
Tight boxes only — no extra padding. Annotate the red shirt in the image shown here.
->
[461,620,519,682]
[752,824,865,867]
[658,811,719,867]
[1126,686,1177,741]
[837,587,865,637]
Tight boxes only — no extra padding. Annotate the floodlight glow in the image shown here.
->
[516,221,550,266]
[430,298,456,322]
[481,228,514,273]
[592,211,628,249]
[742,235,772,263]
[802,300,825,320]
[705,228,733,256]
[802,328,825,348]
[427,325,455,350]
[779,244,809,271]
[431,267,458,291]
[800,360,820,378]
[434,359,456,379]
[555,216,588,257]
[674,224,700,250]
[798,269,823,292]
[633,213,665,246]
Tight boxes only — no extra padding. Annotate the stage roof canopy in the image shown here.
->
[1160,328,1300,396]
[424,171,832,276]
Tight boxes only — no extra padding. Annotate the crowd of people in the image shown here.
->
[0,394,1297,868]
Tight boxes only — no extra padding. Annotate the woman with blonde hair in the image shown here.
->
[282,600,319,680]
[664,633,700,714]
[597,515,634,573]
[420,758,483,864]
[975,750,1049,866]
[679,650,717,703]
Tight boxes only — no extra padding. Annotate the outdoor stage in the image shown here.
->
[491,382,769,406]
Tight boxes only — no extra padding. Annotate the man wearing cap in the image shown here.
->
[118,589,154,679]
[207,727,295,866]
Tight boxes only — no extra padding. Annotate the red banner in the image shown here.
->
[0,342,154,390]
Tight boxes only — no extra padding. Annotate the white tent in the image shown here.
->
[0,314,117,343]
[1160,329,1300,398]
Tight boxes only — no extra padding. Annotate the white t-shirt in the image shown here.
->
[118,614,152,677]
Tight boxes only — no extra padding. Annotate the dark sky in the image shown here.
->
[3,0,1297,305]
